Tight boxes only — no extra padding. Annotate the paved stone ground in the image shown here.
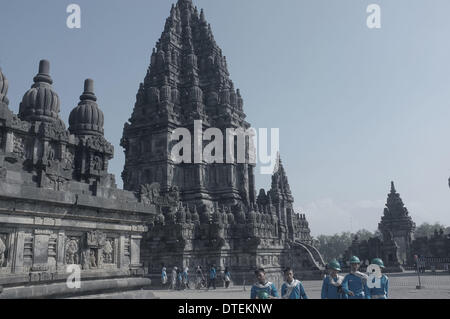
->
[71,271,450,299]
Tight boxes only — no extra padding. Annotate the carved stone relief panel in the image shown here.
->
[102,238,115,264]
[31,230,52,272]
[124,237,131,265]
[47,234,57,270]
[12,134,25,158]
[90,154,104,173]
[89,249,98,268]
[86,230,106,248]
[65,237,81,265]
[0,234,8,268]
[62,148,75,171]
[23,235,34,269]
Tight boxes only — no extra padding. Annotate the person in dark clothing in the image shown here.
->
[208,264,217,290]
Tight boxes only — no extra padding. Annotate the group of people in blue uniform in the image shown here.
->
[161,266,191,290]
[250,256,389,300]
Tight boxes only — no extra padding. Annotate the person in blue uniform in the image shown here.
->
[161,266,168,287]
[342,256,370,299]
[321,259,347,299]
[170,266,177,290]
[250,268,279,299]
[369,258,389,299]
[281,267,307,299]
[182,267,190,289]
[224,267,232,289]
[208,264,217,290]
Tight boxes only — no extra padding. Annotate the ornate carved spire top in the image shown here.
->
[200,8,206,23]
[270,153,293,202]
[390,181,396,194]
[379,181,416,248]
[34,60,52,84]
[177,0,193,9]
[385,181,408,217]
[19,60,62,124]
[126,0,246,127]
[69,79,105,136]
[80,78,97,102]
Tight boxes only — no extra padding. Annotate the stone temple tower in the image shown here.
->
[378,182,416,265]
[121,0,255,209]
[121,0,324,282]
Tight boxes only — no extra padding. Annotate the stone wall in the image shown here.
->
[0,65,157,287]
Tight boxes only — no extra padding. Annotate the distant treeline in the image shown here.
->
[314,223,450,263]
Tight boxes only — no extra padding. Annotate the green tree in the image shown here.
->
[414,222,446,238]
[314,232,353,262]
[354,229,376,241]
[314,229,378,262]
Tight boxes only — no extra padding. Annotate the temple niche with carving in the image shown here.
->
[123,0,325,282]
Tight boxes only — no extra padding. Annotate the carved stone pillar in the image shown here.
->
[118,234,126,269]
[4,131,13,153]
[56,231,65,272]
[12,229,25,273]
[31,229,51,272]
[130,235,142,268]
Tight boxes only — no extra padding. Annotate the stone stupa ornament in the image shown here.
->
[19,60,63,125]
[69,79,105,136]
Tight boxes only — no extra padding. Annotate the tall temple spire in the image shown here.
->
[122,0,252,202]
[126,0,321,279]
[378,181,416,264]
[270,153,293,203]
[273,152,281,174]
[125,0,244,128]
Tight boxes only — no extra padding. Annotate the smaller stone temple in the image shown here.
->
[0,62,157,288]
[378,182,416,264]
[344,182,416,270]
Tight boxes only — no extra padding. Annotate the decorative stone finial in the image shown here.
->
[390,181,396,194]
[69,79,104,136]
[19,59,61,123]
[80,78,97,102]
[200,9,206,22]
[34,59,52,84]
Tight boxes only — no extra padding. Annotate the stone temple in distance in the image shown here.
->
[0,0,325,295]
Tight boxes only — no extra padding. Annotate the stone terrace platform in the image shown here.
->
[69,271,450,299]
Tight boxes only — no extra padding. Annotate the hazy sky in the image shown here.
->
[1,0,450,236]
